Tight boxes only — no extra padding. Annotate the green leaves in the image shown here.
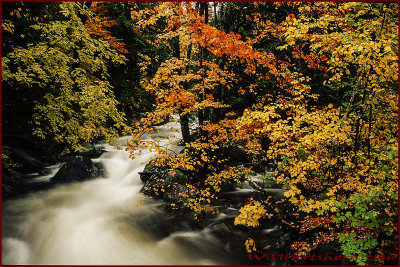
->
[3,2,129,152]
[338,232,379,265]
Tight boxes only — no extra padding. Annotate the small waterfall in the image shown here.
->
[2,117,237,265]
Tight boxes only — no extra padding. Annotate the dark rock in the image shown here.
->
[219,182,236,193]
[163,184,189,205]
[2,172,55,200]
[140,172,166,197]
[11,148,47,173]
[139,159,168,183]
[164,169,188,185]
[210,222,231,234]
[94,162,105,177]
[140,168,189,207]
[51,156,104,184]
[138,172,154,184]
[143,159,163,173]
[20,180,54,192]
[77,143,105,158]
[2,173,20,199]
[189,131,200,142]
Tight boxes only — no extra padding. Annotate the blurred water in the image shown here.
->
[2,118,235,265]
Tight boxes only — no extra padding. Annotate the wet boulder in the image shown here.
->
[140,169,189,207]
[51,156,104,184]
[161,170,190,207]
[210,222,231,236]
[139,159,168,183]
[77,143,105,159]
[140,172,165,197]
[163,184,189,205]
[163,169,188,185]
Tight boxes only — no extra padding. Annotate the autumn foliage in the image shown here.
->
[126,2,398,265]
[2,2,129,153]
[2,2,395,263]
[85,2,128,54]
[5,1,395,264]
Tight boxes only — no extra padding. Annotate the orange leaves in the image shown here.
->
[166,17,182,31]
[245,238,257,253]
[85,3,128,53]
[182,101,229,116]
[201,119,237,145]
[164,89,196,110]
[291,242,312,258]
[292,44,329,73]
[238,87,245,95]
[185,8,277,71]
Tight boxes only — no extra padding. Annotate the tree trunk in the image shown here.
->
[199,2,210,124]
[173,33,191,143]
[180,112,190,143]
[213,2,218,22]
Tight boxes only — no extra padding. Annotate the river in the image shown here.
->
[2,118,241,265]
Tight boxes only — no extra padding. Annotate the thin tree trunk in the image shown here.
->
[367,104,372,159]
[173,34,191,143]
[353,91,367,163]
[180,112,191,143]
[214,2,217,22]
[199,2,209,124]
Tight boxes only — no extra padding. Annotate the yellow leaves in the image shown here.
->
[235,106,280,140]
[281,1,398,97]
[329,206,339,213]
[245,238,257,253]
[136,198,145,207]
[234,201,267,227]
[186,185,215,213]
[3,4,129,153]
[205,167,247,192]
[284,186,300,199]
[125,5,397,259]
[2,21,14,34]
[297,199,338,214]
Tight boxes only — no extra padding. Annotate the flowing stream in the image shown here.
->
[2,119,239,265]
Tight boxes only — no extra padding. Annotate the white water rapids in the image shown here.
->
[2,119,237,265]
